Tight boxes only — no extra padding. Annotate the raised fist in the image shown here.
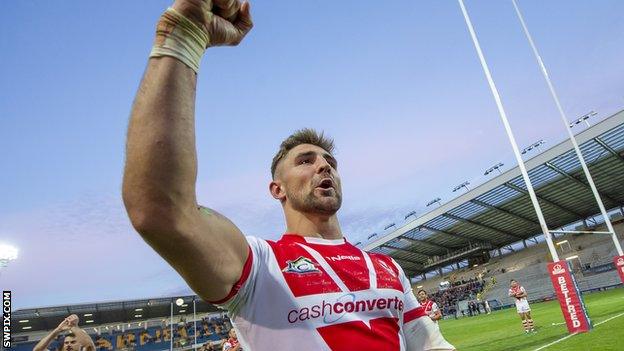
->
[171,0,253,47]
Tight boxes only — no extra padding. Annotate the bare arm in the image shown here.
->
[33,328,61,351]
[122,0,253,302]
[69,327,95,351]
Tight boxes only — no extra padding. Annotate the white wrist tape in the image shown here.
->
[150,7,210,73]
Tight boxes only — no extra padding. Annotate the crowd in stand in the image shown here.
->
[429,277,485,317]
[35,314,234,351]
[82,315,232,351]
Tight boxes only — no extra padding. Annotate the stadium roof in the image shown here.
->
[11,295,220,334]
[364,110,624,276]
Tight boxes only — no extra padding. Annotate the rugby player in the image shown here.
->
[508,279,535,333]
[221,329,241,351]
[123,1,455,349]
[417,290,442,323]
[33,314,95,351]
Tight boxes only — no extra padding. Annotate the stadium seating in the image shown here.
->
[415,220,624,317]
[10,315,232,351]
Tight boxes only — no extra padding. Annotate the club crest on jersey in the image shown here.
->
[282,256,320,274]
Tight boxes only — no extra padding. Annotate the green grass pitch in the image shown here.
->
[438,287,624,351]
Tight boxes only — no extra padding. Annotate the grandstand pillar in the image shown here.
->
[193,299,197,350]
[170,302,173,351]
[497,248,502,256]
[522,240,527,249]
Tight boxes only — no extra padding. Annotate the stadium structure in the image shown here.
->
[7,110,624,351]
[9,297,230,351]
[363,109,624,310]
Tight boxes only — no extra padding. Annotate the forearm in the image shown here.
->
[123,56,199,222]
[69,327,95,350]
[33,329,60,351]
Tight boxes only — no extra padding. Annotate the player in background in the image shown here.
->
[417,290,442,323]
[33,314,95,351]
[508,279,535,334]
[221,329,241,351]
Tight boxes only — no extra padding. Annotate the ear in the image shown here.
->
[269,180,286,201]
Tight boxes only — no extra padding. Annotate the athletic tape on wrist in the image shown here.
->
[150,7,210,73]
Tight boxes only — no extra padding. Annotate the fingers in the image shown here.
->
[207,1,252,46]
[234,1,253,35]
[213,0,240,22]
[67,314,80,326]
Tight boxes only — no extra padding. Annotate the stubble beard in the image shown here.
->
[288,187,342,216]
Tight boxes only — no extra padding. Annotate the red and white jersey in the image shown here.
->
[211,234,426,351]
[421,299,440,323]
[508,285,528,305]
[222,338,239,351]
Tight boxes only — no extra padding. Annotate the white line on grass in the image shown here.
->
[532,312,624,351]
[532,333,577,351]
[594,311,624,326]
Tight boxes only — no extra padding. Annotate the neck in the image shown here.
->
[283,206,342,240]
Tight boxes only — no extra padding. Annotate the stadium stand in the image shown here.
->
[415,220,623,318]
[360,109,624,319]
[10,298,233,351]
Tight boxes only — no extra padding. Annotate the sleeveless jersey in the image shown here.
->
[210,234,426,350]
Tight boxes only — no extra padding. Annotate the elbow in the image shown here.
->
[124,204,183,238]
[123,188,175,234]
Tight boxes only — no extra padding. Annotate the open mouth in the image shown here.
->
[317,178,334,190]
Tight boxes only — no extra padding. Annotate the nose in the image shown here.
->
[316,157,331,175]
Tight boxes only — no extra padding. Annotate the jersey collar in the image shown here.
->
[281,233,347,246]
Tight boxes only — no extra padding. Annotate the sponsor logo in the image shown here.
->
[325,255,361,262]
[556,276,581,328]
[282,257,320,274]
[3,291,10,348]
[287,293,404,325]
[551,263,565,275]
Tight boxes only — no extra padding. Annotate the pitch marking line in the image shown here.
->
[533,312,624,351]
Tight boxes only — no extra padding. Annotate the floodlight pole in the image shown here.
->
[511,0,623,255]
[458,0,559,261]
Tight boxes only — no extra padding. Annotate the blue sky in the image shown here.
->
[1,0,623,309]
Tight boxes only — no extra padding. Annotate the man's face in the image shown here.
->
[229,329,237,339]
[273,144,342,215]
[417,291,428,302]
[510,280,518,288]
[63,336,78,351]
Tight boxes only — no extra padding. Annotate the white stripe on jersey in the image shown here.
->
[362,251,378,290]
[296,242,350,292]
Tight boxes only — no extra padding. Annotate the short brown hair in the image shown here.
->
[271,128,335,178]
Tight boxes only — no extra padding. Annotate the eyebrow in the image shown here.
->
[294,151,338,166]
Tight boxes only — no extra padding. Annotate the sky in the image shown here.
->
[1,0,623,310]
